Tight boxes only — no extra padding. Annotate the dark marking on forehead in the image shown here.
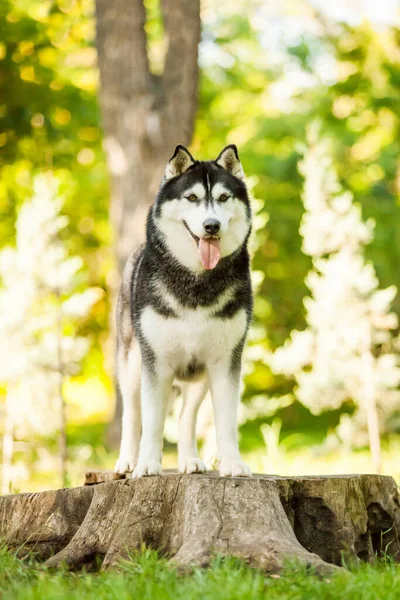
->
[205,169,211,206]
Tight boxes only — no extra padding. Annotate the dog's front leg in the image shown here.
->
[208,362,252,477]
[178,379,208,474]
[132,366,173,478]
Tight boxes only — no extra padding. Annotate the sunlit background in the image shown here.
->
[1,0,400,493]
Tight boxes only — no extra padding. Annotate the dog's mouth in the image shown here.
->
[183,220,200,246]
[183,221,221,270]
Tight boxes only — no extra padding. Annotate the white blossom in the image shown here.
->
[270,127,400,463]
[0,174,100,481]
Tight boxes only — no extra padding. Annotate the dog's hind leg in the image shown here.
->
[178,379,208,474]
[115,340,142,474]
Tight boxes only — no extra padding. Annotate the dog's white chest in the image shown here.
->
[140,304,247,370]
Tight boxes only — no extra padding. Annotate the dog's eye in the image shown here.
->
[187,194,197,202]
[219,194,229,202]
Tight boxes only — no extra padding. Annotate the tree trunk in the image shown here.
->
[1,390,14,495]
[366,389,381,474]
[2,473,400,573]
[56,290,68,487]
[362,329,381,473]
[95,0,201,445]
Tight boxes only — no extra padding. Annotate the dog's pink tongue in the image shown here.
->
[199,237,221,270]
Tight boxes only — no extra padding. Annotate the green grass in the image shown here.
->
[1,546,400,600]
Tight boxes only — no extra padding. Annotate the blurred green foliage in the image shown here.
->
[0,0,113,426]
[1,0,400,480]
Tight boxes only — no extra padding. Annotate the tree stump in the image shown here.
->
[0,485,94,560]
[1,473,399,573]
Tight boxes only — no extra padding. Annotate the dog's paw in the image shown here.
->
[178,457,206,474]
[219,458,252,477]
[132,461,163,478]
[115,454,137,474]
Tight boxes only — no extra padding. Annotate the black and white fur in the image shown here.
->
[115,144,253,478]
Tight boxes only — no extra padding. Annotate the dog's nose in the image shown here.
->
[203,219,221,235]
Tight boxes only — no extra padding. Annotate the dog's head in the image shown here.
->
[153,145,251,272]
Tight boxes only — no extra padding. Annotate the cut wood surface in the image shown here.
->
[1,473,399,574]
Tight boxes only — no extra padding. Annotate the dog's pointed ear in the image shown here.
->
[165,145,196,180]
[216,144,245,180]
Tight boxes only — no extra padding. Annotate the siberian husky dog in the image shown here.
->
[115,144,253,478]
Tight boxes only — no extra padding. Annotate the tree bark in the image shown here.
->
[1,390,14,495]
[95,0,200,272]
[56,290,68,488]
[0,485,94,560]
[95,0,201,444]
[2,474,400,573]
[362,328,381,473]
